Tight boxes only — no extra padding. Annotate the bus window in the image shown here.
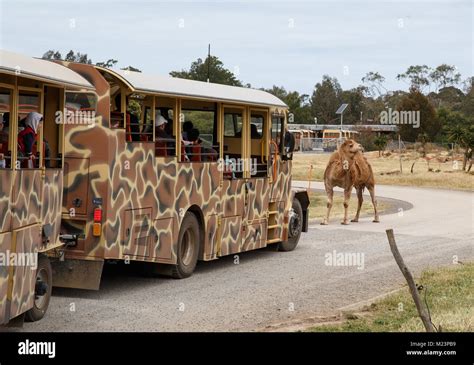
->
[125,94,143,142]
[271,114,284,154]
[180,100,218,162]
[110,92,124,129]
[223,107,244,178]
[224,113,243,137]
[43,86,63,168]
[0,88,12,169]
[250,112,267,177]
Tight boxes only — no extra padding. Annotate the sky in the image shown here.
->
[0,0,472,95]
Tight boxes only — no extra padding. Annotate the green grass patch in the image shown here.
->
[308,263,474,332]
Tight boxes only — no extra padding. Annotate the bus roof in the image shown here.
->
[0,50,93,89]
[98,67,288,108]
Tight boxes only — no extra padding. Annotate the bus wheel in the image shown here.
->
[278,199,303,252]
[171,213,200,279]
[25,256,53,322]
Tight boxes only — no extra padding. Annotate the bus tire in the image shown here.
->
[171,212,200,279]
[25,256,52,322]
[278,199,303,252]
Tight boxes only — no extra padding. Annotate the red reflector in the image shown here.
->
[93,208,102,222]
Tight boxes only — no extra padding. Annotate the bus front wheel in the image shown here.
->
[25,255,53,322]
[171,212,200,279]
[278,199,303,252]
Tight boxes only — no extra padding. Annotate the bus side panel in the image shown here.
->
[11,170,42,230]
[245,177,270,222]
[219,216,242,256]
[271,160,292,203]
[220,179,245,256]
[9,225,41,320]
[221,179,245,218]
[270,160,292,242]
[41,169,64,251]
[0,170,13,233]
[0,232,12,324]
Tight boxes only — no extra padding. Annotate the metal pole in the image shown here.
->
[399,134,403,173]
[207,44,210,83]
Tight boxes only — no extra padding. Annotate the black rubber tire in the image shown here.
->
[171,213,200,279]
[25,256,52,322]
[278,199,303,252]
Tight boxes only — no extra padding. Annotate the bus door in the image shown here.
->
[241,108,270,251]
[219,106,246,256]
[267,113,291,242]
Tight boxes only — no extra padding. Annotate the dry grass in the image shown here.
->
[307,192,387,221]
[308,263,474,332]
[293,151,473,191]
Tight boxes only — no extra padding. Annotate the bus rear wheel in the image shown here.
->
[171,213,200,279]
[278,199,303,252]
[25,255,52,322]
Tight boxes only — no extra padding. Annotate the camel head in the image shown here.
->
[339,139,363,158]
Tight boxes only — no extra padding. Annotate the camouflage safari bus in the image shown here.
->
[0,50,95,325]
[50,62,310,289]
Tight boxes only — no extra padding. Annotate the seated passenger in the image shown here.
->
[182,121,193,141]
[18,112,43,167]
[0,114,8,168]
[155,115,174,157]
[187,128,202,162]
[251,123,261,139]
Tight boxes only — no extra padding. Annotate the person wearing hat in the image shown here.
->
[155,115,174,157]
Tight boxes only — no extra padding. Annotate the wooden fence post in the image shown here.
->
[385,229,436,332]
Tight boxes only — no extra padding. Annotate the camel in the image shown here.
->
[321,139,379,225]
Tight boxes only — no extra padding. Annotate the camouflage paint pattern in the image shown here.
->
[55,63,296,284]
[0,76,67,324]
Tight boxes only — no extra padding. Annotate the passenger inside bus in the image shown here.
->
[187,128,202,162]
[0,113,8,168]
[18,112,42,168]
[250,123,261,139]
[155,115,174,157]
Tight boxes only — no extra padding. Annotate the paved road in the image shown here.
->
[23,182,473,332]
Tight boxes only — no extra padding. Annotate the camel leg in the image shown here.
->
[368,186,380,222]
[351,187,363,222]
[341,187,352,225]
[321,186,333,225]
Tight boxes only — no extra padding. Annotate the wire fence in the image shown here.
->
[297,138,345,153]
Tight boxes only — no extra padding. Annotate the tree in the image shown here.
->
[374,135,388,156]
[397,89,440,142]
[42,49,117,68]
[430,64,461,91]
[362,71,386,97]
[96,59,118,68]
[264,86,311,123]
[310,75,342,124]
[340,86,366,124]
[121,66,142,72]
[170,55,242,86]
[397,65,431,92]
[440,110,474,171]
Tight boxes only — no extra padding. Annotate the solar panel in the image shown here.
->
[336,103,348,114]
